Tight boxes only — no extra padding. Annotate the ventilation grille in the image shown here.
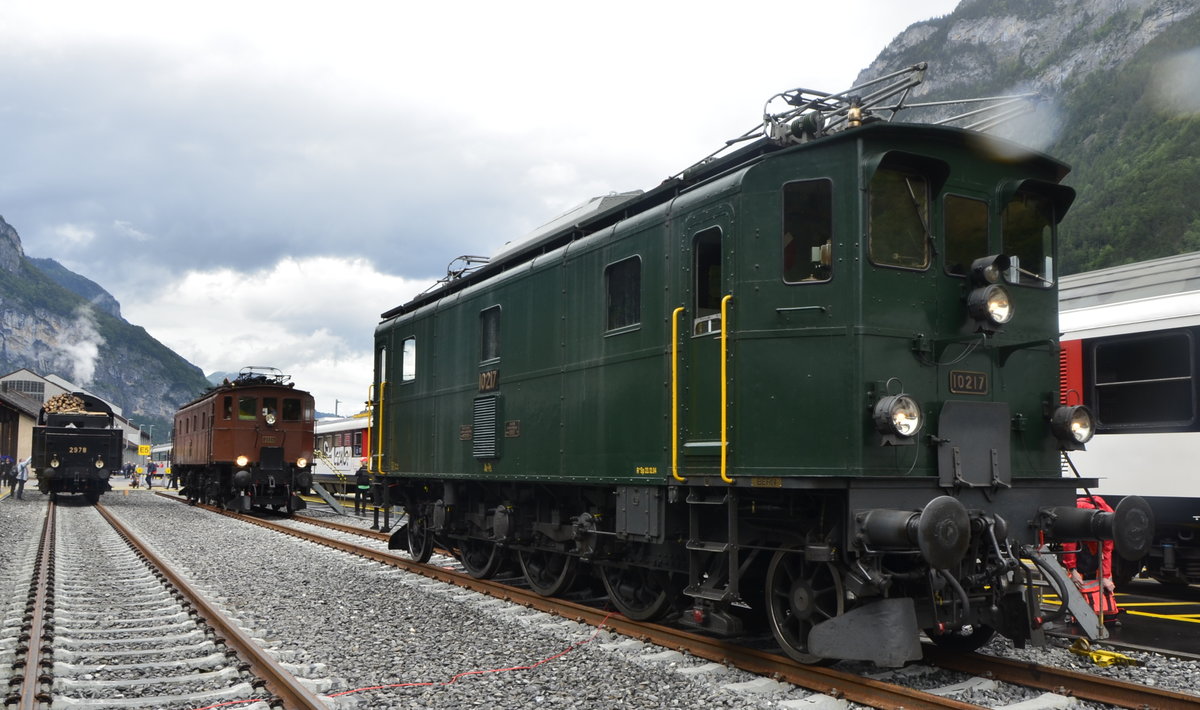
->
[473,396,499,459]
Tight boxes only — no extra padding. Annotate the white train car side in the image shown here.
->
[1060,252,1200,585]
[313,414,371,495]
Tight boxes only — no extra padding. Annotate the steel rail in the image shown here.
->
[10,502,55,710]
[181,498,982,709]
[94,503,330,709]
[924,644,1200,710]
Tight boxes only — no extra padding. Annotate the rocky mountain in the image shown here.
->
[0,215,211,431]
[856,0,1200,274]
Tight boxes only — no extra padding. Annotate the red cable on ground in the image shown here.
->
[192,611,616,709]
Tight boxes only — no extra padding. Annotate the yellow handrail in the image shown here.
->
[371,381,386,474]
[720,294,733,484]
[671,307,686,482]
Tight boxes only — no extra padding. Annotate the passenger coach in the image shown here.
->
[372,67,1150,666]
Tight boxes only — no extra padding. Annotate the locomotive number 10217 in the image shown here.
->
[949,370,988,395]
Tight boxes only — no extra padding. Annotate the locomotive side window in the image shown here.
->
[223,396,232,420]
[605,256,641,331]
[401,338,416,382]
[1002,192,1054,287]
[1092,330,1196,431]
[481,307,501,362]
[283,398,302,421]
[782,179,833,283]
[944,195,988,276]
[238,396,256,421]
[869,168,930,269]
[693,227,723,335]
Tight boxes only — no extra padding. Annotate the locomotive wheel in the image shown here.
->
[927,623,995,652]
[599,564,678,621]
[459,538,504,579]
[518,548,578,596]
[406,514,434,563]
[765,547,844,664]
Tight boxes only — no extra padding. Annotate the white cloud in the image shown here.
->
[53,224,96,248]
[117,256,435,414]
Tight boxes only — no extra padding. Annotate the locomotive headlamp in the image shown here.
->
[1051,404,1095,449]
[50,456,60,468]
[296,457,308,469]
[94,458,105,469]
[968,284,1013,324]
[970,254,1011,285]
[263,409,277,425]
[236,454,249,467]
[874,394,923,438]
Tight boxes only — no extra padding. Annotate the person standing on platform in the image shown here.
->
[353,460,370,515]
[13,457,29,500]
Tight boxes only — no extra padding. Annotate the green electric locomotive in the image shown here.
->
[372,66,1151,665]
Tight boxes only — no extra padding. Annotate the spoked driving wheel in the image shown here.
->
[518,548,578,596]
[765,546,845,664]
[458,538,504,579]
[599,564,678,621]
[406,512,434,563]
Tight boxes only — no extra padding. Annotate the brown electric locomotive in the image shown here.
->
[174,366,315,512]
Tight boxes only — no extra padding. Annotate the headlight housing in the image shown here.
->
[50,457,60,468]
[874,394,923,440]
[296,457,308,469]
[236,454,250,467]
[263,410,277,425]
[1051,405,1094,450]
[94,458,105,469]
[967,284,1013,328]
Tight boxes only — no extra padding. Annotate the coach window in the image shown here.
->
[353,431,363,456]
[693,227,723,335]
[238,396,256,421]
[944,195,989,276]
[223,396,233,420]
[481,306,501,361]
[869,167,930,269]
[1093,331,1195,431]
[401,337,416,382]
[283,398,302,421]
[1002,192,1054,287]
[605,256,641,331]
[782,179,833,283]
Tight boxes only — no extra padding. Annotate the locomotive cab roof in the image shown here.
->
[382,64,1067,321]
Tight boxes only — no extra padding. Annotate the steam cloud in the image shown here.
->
[55,305,105,386]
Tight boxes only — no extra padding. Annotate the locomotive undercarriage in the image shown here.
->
[180,465,307,512]
[385,476,1118,666]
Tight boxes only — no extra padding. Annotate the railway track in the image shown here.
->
[170,494,1200,710]
[5,501,332,709]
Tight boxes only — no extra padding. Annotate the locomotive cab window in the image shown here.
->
[283,398,302,421]
[783,179,833,283]
[481,307,501,362]
[693,227,723,335]
[263,397,278,421]
[605,256,641,331]
[223,396,233,420]
[401,338,416,383]
[1002,192,1054,287]
[238,396,256,421]
[869,167,930,269]
[944,195,989,276]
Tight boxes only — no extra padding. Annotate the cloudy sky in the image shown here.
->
[0,0,960,415]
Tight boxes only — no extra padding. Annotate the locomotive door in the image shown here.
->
[678,210,734,476]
